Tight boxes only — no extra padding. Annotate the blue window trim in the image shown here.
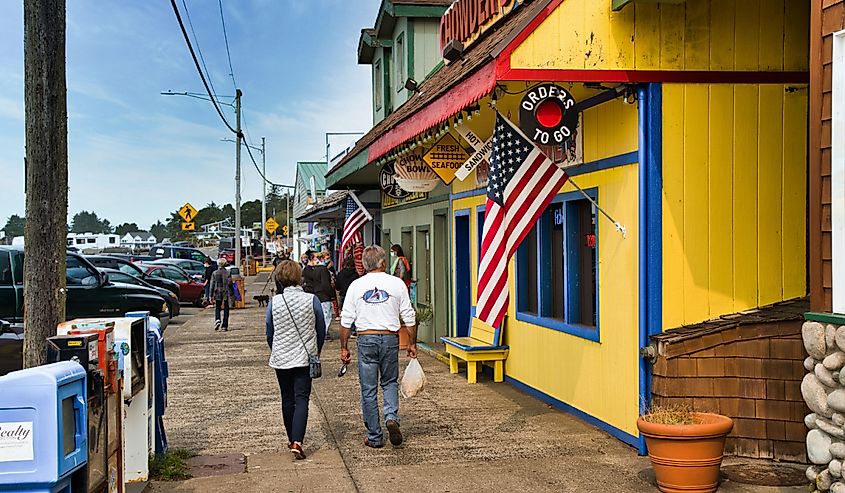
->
[475,204,485,272]
[514,189,601,342]
[448,150,638,202]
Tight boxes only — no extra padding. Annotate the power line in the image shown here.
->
[218,0,238,91]
[180,0,220,102]
[168,0,238,135]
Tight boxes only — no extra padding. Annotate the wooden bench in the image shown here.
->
[440,318,508,384]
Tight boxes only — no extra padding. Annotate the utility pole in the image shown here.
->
[261,136,267,267]
[234,88,242,271]
[23,0,68,368]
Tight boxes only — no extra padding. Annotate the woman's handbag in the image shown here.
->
[281,291,322,379]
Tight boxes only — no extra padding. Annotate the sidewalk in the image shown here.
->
[151,276,806,493]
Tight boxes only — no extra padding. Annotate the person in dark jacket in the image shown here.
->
[210,258,232,331]
[202,257,216,304]
[302,251,335,336]
[335,256,359,307]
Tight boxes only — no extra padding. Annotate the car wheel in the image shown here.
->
[192,295,204,308]
[168,301,178,318]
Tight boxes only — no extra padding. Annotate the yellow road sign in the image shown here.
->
[181,222,196,232]
[281,224,288,237]
[422,133,470,185]
[265,218,279,234]
[179,203,198,222]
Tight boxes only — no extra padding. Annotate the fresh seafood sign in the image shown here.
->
[0,422,34,462]
[422,133,470,185]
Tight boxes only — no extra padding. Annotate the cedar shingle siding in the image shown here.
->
[811,0,845,311]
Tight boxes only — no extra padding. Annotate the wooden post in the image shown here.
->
[22,0,68,368]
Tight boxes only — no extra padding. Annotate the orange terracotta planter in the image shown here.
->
[637,413,734,493]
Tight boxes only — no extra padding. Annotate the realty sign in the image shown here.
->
[422,133,470,185]
[0,421,34,462]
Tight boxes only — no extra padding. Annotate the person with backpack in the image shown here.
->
[389,244,412,290]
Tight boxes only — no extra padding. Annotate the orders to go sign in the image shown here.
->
[519,83,579,147]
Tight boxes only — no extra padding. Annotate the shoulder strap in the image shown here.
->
[280,290,313,357]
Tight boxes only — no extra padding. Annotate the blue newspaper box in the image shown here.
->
[0,362,88,492]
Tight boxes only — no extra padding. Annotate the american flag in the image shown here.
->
[476,113,570,329]
[340,192,372,257]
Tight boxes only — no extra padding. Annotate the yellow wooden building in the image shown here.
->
[327,0,810,453]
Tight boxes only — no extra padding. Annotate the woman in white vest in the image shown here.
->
[265,260,326,459]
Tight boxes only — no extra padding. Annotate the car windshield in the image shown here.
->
[164,268,188,282]
[67,257,99,286]
[118,263,142,276]
[110,272,141,285]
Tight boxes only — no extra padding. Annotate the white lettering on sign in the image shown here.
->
[0,422,34,462]
[454,124,492,181]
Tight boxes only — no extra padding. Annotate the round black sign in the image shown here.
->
[519,83,578,146]
[379,161,410,199]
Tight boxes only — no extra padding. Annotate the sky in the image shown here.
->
[0,0,380,229]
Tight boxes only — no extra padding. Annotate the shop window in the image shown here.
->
[374,59,383,110]
[516,189,599,340]
[476,206,485,273]
[395,33,405,93]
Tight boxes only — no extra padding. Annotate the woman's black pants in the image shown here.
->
[274,366,312,444]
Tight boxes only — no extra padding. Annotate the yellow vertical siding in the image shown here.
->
[662,83,807,329]
[509,0,809,72]
[505,164,640,437]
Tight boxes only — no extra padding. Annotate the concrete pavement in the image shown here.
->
[150,276,807,493]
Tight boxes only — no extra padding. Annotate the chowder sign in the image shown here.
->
[440,0,518,55]
[379,161,410,199]
[394,150,440,193]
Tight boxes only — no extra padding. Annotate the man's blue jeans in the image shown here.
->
[356,333,400,446]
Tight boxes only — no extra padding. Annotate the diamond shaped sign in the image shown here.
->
[422,133,470,185]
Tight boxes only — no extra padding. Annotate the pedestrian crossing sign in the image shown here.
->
[179,203,198,222]
[265,218,279,234]
[181,222,196,232]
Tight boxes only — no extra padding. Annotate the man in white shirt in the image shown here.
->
[340,245,416,448]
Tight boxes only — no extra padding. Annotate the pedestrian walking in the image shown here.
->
[302,251,336,336]
[335,256,359,309]
[389,244,412,290]
[340,245,416,448]
[266,260,326,460]
[202,257,216,305]
[210,258,231,331]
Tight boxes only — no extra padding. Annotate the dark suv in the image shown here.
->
[0,247,170,325]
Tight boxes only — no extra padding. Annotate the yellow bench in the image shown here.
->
[440,318,508,384]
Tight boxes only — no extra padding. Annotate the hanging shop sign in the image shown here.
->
[393,150,440,193]
[422,133,471,185]
[379,161,410,199]
[455,123,493,182]
[519,83,579,147]
[440,0,518,55]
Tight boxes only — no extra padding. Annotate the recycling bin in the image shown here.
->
[0,361,88,492]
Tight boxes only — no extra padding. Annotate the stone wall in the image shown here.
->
[802,320,845,492]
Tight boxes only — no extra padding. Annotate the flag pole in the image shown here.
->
[566,178,627,238]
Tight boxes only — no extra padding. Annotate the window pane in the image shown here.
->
[0,253,11,286]
[66,257,98,286]
[517,225,539,315]
[549,205,565,321]
[566,199,597,327]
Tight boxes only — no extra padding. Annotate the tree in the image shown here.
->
[150,221,167,240]
[240,199,262,227]
[23,0,68,368]
[70,210,110,233]
[114,222,139,236]
[2,215,26,238]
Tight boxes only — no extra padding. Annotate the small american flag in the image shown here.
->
[340,192,372,257]
[476,113,570,329]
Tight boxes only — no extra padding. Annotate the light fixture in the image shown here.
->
[404,78,419,92]
[443,39,464,63]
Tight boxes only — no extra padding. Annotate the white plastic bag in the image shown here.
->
[400,358,426,398]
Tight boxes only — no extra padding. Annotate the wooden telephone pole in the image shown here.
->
[22,0,68,368]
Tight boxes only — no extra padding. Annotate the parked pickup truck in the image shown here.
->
[0,246,170,326]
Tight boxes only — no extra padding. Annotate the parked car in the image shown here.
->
[151,258,205,281]
[86,255,180,297]
[150,245,210,263]
[218,237,263,263]
[105,253,156,263]
[139,263,205,306]
[97,268,180,318]
[0,320,23,377]
[0,247,170,325]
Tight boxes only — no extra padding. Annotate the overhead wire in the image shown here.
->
[218,0,238,91]
[180,0,220,102]
[168,0,238,135]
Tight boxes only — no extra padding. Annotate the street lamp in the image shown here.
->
[163,89,244,270]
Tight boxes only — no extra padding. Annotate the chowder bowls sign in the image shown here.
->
[394,149,440,192]
[519,83,578,147]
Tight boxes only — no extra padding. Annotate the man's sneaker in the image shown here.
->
[386,420,403,446]
[289,442,306,460]
[214,320,221,331]
[222,327,228,332]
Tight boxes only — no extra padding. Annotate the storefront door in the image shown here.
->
[454,211,471,337]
